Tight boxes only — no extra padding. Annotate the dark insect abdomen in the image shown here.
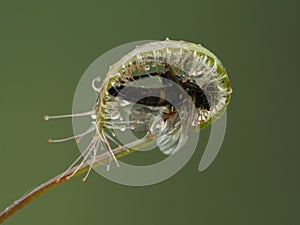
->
[108,69,210,110]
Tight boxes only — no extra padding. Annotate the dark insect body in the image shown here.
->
[108,65,210,111]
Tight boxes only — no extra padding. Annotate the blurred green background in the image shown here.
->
[0,0,299,224]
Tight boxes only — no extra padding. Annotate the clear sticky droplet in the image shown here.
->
[121,100,130,106]
[120,125,126,131]
[144,65,150,71]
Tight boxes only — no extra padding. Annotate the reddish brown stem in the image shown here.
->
[0,133,156,224]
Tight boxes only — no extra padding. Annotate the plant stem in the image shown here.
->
[0,133,156,224]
